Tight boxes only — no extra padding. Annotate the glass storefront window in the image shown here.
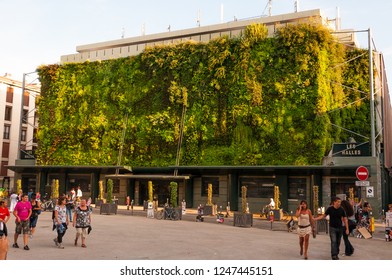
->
[288,177,307,199]
[201,177,219,197]
[239,177,275,198]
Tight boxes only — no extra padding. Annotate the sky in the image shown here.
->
[0,0,391,87]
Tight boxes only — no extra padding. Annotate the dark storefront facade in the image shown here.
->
[8,162,388,218]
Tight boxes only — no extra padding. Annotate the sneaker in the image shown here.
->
[24,245,30,250]
[58,243,64,249]
[53,238,59,247]
[12,243,19,248]
[332,255,339,260]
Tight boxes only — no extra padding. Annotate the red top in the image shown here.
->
[0,206,10,221]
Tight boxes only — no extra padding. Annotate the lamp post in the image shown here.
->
[368,28,376,157]
[18,71,37,160]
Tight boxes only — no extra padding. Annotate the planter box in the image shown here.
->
[203,205,215,216]
[95,199,106,208]
[100,203,118,215]
[233,213,253,227]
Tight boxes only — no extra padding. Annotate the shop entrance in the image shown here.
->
[331,178,361,202]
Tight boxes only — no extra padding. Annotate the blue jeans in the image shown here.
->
[329,226,343,257]
[66,208,73,222]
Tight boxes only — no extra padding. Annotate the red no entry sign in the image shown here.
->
[356,166,369,181]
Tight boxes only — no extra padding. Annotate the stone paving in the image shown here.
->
[4,206,392,260]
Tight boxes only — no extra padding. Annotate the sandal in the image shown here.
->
[81,244,86,248]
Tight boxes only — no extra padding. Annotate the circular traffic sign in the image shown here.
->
[356,166,369,181]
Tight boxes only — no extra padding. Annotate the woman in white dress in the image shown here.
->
[9,192,18,212]
[295,200,314,260]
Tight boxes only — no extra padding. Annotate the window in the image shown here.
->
[3,125,10,139]
[0,161,8,177]
[4,106,12,121]
[201,177,219,197]
[6,87,13,103]
[23,91,29,106]
[21,129,27,141]
[239,177,275,198]
[1,142,10,158]
[33,128,38,143]
[22,109,28,124]
[288,177,307,199]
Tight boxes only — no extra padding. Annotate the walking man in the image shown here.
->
[314,196,349,260]
[13,194,32,250]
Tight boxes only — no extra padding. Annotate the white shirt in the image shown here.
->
[77,189,82,197]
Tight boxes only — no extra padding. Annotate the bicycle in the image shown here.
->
[41,198,55,211]
[156,206,179,220]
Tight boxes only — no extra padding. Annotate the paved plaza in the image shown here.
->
[5,206,392,260]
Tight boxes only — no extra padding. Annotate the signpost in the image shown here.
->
[356,166,369,181]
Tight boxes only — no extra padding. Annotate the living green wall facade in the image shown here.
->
[36,23,370,167]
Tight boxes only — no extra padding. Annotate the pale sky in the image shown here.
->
[1,0,391,88]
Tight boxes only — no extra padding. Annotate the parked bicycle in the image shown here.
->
[41,194,55,211]
[156,206,179,220]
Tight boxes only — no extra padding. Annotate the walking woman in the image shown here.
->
[29,193,41,238]
[53,196,68,249]
[295,200,315,260]
[72,199,92,248]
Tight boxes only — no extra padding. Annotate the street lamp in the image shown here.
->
[18,71,38,160]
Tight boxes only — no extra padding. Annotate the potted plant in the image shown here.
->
[95,181,106,207]
[167,181,181,220]
[271,185,283,220]
[100,179,118,215]
[203,183,215,215]
[233,186,253,227]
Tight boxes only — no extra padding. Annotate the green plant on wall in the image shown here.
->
[36,23,370,168]
[169,181,178,207]
[107,179,113,204]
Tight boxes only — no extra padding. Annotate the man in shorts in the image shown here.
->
[13,194,32,250]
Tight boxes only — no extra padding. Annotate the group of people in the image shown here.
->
[53,194,92,249]
[295,197,371,260]
[0,186,91,259]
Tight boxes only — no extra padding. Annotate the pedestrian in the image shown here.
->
[0,201,9,259]
[17,189,23,201]
[76,186,82,202]
[340,199,355,256]
[70,188,76,201]
[29,193,41,238]
[9,192,18,212]
[0,200,10,236]
[314,196,349,260]
[295,200,314,260]
[12,194,32,250]
[36,191,41,202]
[27,188,34,201]
[72,199,92,248]
[65,194,74,222]
[53,196,69,249]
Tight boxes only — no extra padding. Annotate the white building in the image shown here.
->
[0,74,40,191]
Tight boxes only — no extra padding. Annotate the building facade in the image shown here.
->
[8,9,392,217]
[0,74,40,191]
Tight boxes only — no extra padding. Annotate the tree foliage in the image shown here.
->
[36,23,370,166]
